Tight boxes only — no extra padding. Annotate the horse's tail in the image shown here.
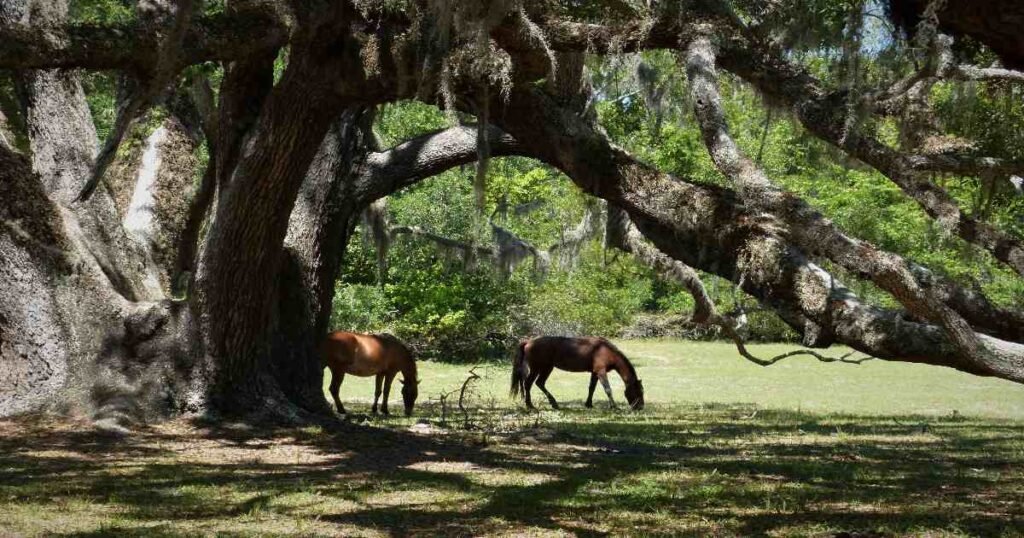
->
[510,340,529,399]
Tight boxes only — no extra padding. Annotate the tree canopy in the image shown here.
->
[1,0,1023,422]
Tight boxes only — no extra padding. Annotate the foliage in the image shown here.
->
[523,245,652,337]
[23,2,1023,364]
[331,50,1024,360]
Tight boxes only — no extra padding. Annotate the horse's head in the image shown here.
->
[625,379,644,410]
[400,378,419,416]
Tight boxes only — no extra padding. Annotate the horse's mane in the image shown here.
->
[600,338,637,379]
[373,332,417,378]
[372,332,404,347]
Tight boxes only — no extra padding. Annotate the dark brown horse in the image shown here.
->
[510,336,644,410]
[321,331,419,416]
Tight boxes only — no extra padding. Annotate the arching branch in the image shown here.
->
[685,34,1024,372]
[355,124,521,206]
[488,81,1024,383]
[712,22,1024,277]
[509,5,1024,277]
[607,204,871,367]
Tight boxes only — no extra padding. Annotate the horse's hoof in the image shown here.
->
[584,403,593,409]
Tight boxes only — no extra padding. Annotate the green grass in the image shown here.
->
[1,340,1023,537]
[333,340,1024,419]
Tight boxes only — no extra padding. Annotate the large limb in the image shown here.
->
[607,204,869,366]
[498,24,1024,341]
[120,86,205,292]
[710,21,1024,277]
[0,6,287,71]
[354,125,521,205]
[172,41,277,296]
[171,75,219,294]
[527,6,1024,277]
[490,84,1024,383]
[684,35,1024,356]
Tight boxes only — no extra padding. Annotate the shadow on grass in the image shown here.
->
[0,403,1022,537]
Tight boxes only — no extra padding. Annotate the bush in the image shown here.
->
[523,248,652,337]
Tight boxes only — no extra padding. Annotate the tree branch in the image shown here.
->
[390,225,495,258]
[389,221,548,276]
[488,81,1024,383]
[512,6,1024,277]
[711,23,1024,277]
[905,154,1024,178]
[355,125,521,206]
[77,0,199,202]
[607,204,870,367]
[685,35,1024,345]
[0,8,287,71]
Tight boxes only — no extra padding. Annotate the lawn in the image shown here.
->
[1,340,1023,537]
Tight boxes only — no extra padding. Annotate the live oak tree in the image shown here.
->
[1,0,1023,423]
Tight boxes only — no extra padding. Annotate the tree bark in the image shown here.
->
[194,5,368,414]
[489,84,1024,383]
[272,108,374,414]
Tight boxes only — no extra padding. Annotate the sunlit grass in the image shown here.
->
[1,340,1022,536]
[331,340,1024,420]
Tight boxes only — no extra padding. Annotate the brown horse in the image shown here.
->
[321,331,419,416]
[510,336,644,410]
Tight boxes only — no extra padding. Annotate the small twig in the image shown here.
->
[458,366,482,428]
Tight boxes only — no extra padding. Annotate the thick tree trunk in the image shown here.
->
[2,0,212,423]
[0,147,74,415]
[271,108,373,414]
[193,10,363,414]
[0,140,204,422]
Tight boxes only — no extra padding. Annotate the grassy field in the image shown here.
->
[335,340,1024,419]
[1,340,1023,537]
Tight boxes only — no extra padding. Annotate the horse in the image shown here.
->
[510,336,644,410]
[321,331,419,416]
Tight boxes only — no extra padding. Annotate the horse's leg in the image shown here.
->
[329,369,346,415]
[536,366,560,410]
[585,373,598,408]
[524,370,539,410]
[381,372,396,416]
[372,374,383,415]
[598,372,617,409]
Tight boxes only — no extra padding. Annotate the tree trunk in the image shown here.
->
[271,108,373,414]
[193,20,360,413]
